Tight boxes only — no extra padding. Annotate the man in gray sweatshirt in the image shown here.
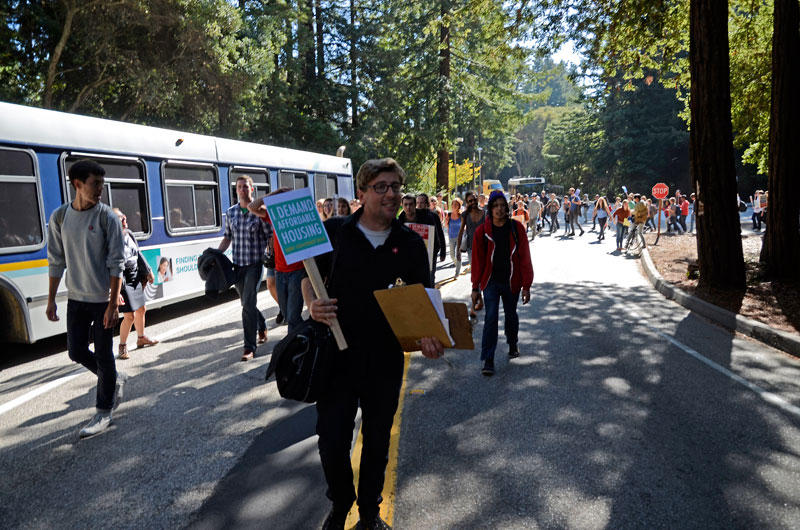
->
[46,159,128,438]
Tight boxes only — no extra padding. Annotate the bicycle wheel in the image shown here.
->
[627,226,645,252]
[624,227,636,250]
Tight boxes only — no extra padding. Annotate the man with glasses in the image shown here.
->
[304,158,444,530]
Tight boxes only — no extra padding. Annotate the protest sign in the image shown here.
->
[405,223,435,271]
[263,188,332,265]
[263,188,345,349]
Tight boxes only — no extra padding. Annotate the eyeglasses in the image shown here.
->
[363,182,403,194]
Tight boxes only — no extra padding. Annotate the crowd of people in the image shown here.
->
[44,157,537,530]
[49,158,768,529]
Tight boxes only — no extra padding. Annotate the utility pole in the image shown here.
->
[476,146,483,193]
[453,137,463,195]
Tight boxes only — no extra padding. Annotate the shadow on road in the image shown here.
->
[395,280,800,529]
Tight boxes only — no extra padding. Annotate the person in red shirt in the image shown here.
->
[679,197,689,232]
[612,200,631,251]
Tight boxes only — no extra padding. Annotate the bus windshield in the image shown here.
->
[508,177,545,197]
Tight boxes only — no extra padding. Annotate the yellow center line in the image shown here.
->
[345,351,412,528]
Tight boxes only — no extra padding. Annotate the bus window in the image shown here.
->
[229,167,270,205]
[0,147,45,252]
[110,184,147,233]
[279,170,308,190]
[163,162,220,234]
[63,155,150,237]
[314,174,337,199]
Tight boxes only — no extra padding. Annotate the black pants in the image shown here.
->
[316,360,403,520]
[67,300,116,411]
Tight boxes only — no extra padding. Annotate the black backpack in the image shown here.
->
[264,220,343,403]
[265,318,336,403]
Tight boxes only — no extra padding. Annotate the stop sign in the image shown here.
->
[652,183,669,200]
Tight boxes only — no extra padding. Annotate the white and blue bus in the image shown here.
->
[507,176,546,197]
[0,102,353,343]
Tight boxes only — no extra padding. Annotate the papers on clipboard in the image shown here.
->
[373,283,474,352]
[425,288,454,346]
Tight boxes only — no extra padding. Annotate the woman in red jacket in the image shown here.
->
[470,190,534,376]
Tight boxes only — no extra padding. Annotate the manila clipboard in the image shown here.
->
[374,284,474,352]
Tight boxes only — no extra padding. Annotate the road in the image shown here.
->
[2,220,799,530]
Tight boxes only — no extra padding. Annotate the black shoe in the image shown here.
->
[508,345,520,359]
[355,515,392,530]
[481,359,495,376]
[579,230,585,236]
[275,311,285,325]
[322,508,348,530]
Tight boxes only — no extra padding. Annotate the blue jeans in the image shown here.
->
[234,263,266,352]
[66,300,116,411]
[480,280,520,360]
[276,269,305,335]
[615,224,628,248]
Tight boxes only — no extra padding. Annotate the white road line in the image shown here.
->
[0,293,271,417]
[653,329,800,418]
[620,302,800,420]
[0,371,85,416]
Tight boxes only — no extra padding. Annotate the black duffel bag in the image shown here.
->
[265,318,337,403]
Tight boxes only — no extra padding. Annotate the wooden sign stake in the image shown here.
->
[303,258,348,351]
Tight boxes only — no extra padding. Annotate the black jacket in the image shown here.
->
[397,208,446,261]
[312,210,431,380]
[198,248,236,296]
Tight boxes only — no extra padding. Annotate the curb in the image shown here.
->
[639,247,800,357]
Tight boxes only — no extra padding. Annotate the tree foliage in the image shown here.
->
[1,0,540,187]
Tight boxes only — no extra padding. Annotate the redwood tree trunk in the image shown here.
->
[689,0,745,288]
[301,0,316,85]
[760,0,800,279]
[349,0,358,128]
[436,0,451,194]
[315,0,324,76]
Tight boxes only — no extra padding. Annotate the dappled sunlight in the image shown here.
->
[393,276,800,528]
[601,377,632,397]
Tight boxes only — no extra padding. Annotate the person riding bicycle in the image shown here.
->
[627,193,649,251]
[633,194,648,226]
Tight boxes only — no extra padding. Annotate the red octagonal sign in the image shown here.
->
[652,183,669,200]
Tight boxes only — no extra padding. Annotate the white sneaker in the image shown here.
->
[113,371,129,411]
[79,412,112,438]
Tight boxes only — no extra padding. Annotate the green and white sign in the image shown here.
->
[263,187,332,264]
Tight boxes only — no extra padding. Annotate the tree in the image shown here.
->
[542,106,603,189]
[689,0,745,288]
[760,0,800,280]
[1,0,278,135]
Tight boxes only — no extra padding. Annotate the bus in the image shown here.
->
[482,179,504,196]
[0,102,353,343]
[507,176,546,197]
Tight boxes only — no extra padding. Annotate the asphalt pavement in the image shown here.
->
[2,216,799,530]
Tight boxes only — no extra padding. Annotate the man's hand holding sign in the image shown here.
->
[250,187,348,349]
